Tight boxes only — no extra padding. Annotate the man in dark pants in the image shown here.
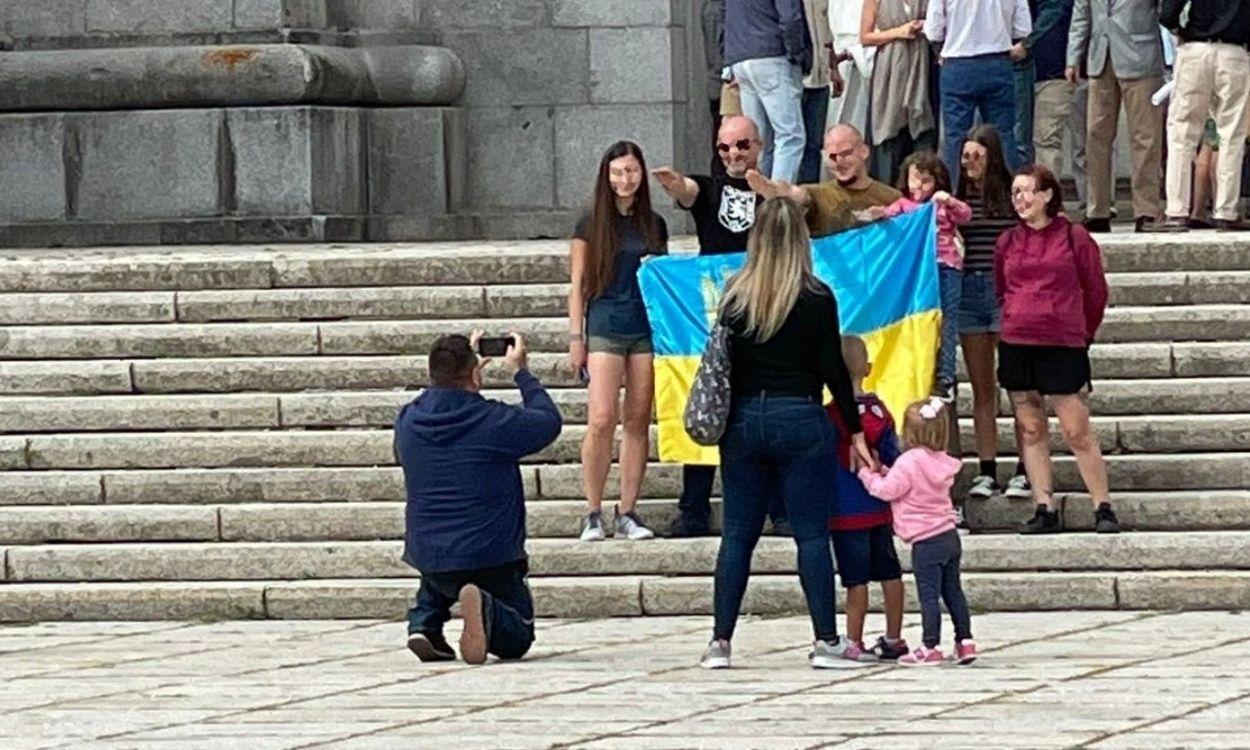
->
[396,331,562,664]
[653,115,787,538]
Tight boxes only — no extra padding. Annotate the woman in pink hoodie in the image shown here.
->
[994,165,1118,537]
[858,397,976,667]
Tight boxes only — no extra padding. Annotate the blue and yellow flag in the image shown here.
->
[638,203,939,464]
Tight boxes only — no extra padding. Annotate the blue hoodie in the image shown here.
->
[395,370,563,573]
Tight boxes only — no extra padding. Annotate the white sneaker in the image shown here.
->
[967,474,1000,499]
[579,512,605,542]
[614,505,655,540]
[1004,473,1033,499]
[810,638,872,669]
[701,639,731,669]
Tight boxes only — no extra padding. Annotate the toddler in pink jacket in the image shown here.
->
[858,397,977,667]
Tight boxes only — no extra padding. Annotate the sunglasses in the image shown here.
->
[716,139,754,153]
[827,148,857,163]
[961,151,985,162]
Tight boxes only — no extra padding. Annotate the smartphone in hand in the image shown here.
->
[477,336,516,357]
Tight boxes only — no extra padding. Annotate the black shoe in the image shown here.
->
[1084,218,1112,233]
[669,513,712,538]
[1019,504,1061,535]
[407,630,455,662]
[1214,218,1250,232]
[1187,217,1214,230]
[873,635,910,661]
[1094,502,1121,534]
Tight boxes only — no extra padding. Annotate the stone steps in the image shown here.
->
[6,570,1247,621]
[0,342,1244,397]
[1,377,1247,433]
[1,491,1246,545]
[3,532,1249,584]
[0,271,1245,326]
[0,413,1243,471]
[0,452,1244,508]
[0,306,1243,361]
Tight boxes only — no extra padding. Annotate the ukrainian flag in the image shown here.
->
[639,202,939,464]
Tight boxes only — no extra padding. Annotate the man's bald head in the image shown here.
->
[824,124,870,186]
[717,115,762,177]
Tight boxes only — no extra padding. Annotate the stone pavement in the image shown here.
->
[1,612,1248,750]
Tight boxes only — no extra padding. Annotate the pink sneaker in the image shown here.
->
[898,646,945,666]
[955,639,978,665]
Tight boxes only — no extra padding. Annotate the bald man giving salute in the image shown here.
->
[652,114,787,539]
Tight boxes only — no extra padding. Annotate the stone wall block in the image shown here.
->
[74,109,221,221]
[310,107,363,215]
[589,28,675,104]
[233,0,328,29]
[0,114,66,222]
[85,0,233,33]
[554,104,677,208]
[428,0,548,28]
[326,0,418,30]
[0,5,88,39]
[465,107,555,210]
[552,0,673,27]
[367,108,447,216]
[228,108,313,216]
[440,28,589,107]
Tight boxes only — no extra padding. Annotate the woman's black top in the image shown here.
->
[726,281,862,434]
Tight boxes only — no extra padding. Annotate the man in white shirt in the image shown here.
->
[925,0,1033,179]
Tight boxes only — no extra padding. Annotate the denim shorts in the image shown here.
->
[958,270,1002,335]
[831,524,903,589]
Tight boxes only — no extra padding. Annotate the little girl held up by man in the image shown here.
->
[858,396,978,666]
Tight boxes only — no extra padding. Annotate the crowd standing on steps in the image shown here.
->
[399,0,1250,667]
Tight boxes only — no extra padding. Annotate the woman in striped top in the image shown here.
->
[953,125,1029,507]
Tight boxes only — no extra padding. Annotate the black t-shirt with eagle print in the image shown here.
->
[686,174,764,256]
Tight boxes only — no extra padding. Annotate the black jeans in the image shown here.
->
[910,529,973,649]
[407,559,535,660]
[679,464,787,528]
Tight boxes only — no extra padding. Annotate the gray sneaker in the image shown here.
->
[579,511,606,542]
[810,638,873,669]
[701,639,731,669]
[614,505,655,540]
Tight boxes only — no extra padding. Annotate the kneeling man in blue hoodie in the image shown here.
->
[395,331,563,665]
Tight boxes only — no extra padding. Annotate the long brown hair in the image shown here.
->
[955,125,1013,219]
[721,197,822,342]
[582,141,662,300]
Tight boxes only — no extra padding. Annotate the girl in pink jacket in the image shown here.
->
[858,397,977,667]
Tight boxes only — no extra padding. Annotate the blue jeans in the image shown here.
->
[408,559,535,660]
[937,265,962,389]
[732,56,805,182]
[799,86,830,184]
[1013,60,1036,168]
[911,529,973,649]
[713,395,840,641]
[940,54,1022,184]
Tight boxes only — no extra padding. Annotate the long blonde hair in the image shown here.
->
[720,197,821,341]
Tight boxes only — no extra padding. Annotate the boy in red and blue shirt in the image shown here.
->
[825,336,909,662]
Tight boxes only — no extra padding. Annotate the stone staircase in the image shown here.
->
[0,234,1247,622]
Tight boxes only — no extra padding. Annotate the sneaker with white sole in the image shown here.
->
[1004,473,1032,499]
[899,646,946,666]
[967,474,1000,498]
[614,505,655,540]
[579,511,606,542]
[810,638,873,669]
[701,639,731,669]
[955,639,978,665]
[407,631,455,662]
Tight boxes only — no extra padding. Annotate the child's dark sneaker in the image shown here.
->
[899,646,945,666]
[407,630,455,662]
[1094,502,1121,534]
[1019,504,1061,535]
[955,639,978,665]
[873,636,909,661]
[953,505,970,533]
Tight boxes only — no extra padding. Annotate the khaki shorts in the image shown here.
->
[588,332,653,357]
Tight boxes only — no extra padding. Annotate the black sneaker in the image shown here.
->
[1019,504,1061,535]
[669,513,712,538]
[873,635,910,661]
[407,630,455,662]
[1094,502,1121,534]
[1084,217,1112,233]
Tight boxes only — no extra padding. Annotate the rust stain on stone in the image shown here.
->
[202,48,260,73]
